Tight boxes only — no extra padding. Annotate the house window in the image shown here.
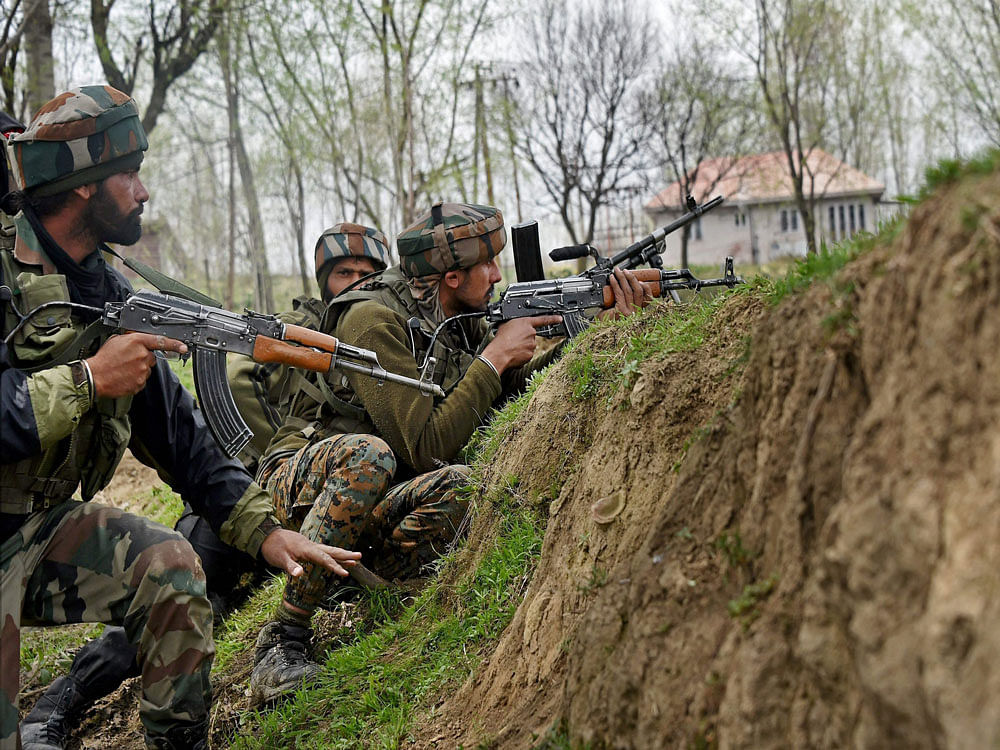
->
[829,205,836,239]
[694,217,703,240]
[742,213,747,226]
[791,210,798,231]
[734,212,740,227]
[780,210,788,232]
[849,204,856,233]
[858,203,866,231]
[839,205,846,234]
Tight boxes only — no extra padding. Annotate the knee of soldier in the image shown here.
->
[438,464,472,493]
[334,433,397,481]
[134,529,208,598]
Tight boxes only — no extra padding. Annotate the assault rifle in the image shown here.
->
[487,195,743,338]
[2,288,444,458]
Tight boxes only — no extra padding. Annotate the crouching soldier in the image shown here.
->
[247,202,650,705]
[0,85,358,750]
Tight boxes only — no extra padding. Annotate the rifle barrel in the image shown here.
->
[608,195,724,268]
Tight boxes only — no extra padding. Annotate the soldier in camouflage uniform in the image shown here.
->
[19,222,391,745]
[248,202,648,704]
[229,222,389,473]
[0,85,360,750]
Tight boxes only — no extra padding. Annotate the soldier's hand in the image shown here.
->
[260,527,361,578]
[599,268,652,321]
[481,314,562,374]
[86,332,188,398]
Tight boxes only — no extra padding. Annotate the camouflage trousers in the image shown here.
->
[0,501,213,748]
[260,434,470,612]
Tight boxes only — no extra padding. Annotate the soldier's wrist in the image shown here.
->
[70,359,96,405]
[476,354,500,379]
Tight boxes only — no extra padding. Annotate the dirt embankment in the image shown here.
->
[415,168,1000,749]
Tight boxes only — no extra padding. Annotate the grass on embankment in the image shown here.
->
[224,505,544,749]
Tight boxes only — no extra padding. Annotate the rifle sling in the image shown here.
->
[103,247,221,307]
[292,370,367,422]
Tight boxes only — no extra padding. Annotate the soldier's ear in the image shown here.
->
[71,183,97,201]
[442,269,465,290]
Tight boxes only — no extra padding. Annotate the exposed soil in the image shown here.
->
[409,167,1000,749]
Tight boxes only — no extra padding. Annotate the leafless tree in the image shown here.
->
[703,0,869,253]
[2,0,62,119]
[23,0,53,114]
[906,0,1000,149]
[246,33,310,295]
[515,0,656,257]
[218,3,273,311]
[643,39,761,266]
[1,0,23,116]
[90,0,226,134]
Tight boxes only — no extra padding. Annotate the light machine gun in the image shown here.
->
[2,288,444,458]
[488,195,743,338]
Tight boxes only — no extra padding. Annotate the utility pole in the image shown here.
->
[461,63,521,279]
[474,65,495,205]
[462,63,520,215]
[498,74,522,223]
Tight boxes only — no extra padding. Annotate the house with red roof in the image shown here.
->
[645,150,885,265]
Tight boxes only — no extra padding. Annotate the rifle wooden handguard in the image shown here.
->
[283,324,340,353]
[252,335,333,372]
[600,270,664,307]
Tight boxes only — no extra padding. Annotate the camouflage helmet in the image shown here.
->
[397,202,505,278]
[7,85,148,197]
[315,222,389,285]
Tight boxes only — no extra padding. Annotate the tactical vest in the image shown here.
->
[299,266,488,441]
[0,236,132,514]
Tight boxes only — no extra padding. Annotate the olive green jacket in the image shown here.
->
[263,266,559,477]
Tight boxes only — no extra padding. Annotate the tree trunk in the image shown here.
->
[23,0,53,115]
[220,13,273,312]
[292,163,309,296]
[226,119,236,310]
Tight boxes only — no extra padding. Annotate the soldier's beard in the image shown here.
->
[86,182,143,246]
[454,282,496,314]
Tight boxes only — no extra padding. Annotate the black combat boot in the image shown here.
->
[21,627,140,749]
[249,621,322,706]
[144,719,208,749]
[20,676,88,750]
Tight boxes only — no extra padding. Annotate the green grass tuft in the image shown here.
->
[921,148,1000,196]
[727,574,779,628]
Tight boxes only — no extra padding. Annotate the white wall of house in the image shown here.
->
[648,193,883,267]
